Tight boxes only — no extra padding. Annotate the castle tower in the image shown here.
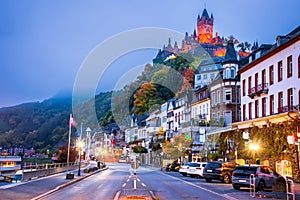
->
[197,8,214,44]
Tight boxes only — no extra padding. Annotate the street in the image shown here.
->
[38,163,273,200]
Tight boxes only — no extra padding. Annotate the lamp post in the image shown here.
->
[249,143,259,164]
[77,140,84,176]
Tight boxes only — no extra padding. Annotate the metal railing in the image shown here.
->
[250,174,256,197]
[285,176,295,200]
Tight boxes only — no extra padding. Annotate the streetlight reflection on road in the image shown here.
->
[77,139,84,176]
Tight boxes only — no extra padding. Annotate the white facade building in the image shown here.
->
[235,27,300,129]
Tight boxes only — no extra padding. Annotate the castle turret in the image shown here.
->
[197,8,214,44]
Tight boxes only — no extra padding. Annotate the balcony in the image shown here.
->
[278,105,299,114]
[248,83,269,99]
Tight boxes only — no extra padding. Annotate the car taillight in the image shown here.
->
[216,168,221,171]
[196,167,202,170]
[232,171,236,175]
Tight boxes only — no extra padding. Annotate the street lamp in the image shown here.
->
[249,143,259,164]
[77,140,84,176]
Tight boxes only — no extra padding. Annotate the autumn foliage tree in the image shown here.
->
[181,68,194,91]
[162,134,193,160]
[133,82,157,115]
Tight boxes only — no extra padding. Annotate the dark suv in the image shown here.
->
[232,165,285,191]
[203,161,237,183]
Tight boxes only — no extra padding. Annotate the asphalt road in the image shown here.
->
[1,163,299,200]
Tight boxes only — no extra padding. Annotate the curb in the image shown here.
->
[31,167,108,200]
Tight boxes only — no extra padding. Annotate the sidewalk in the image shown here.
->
[0,167,108,200]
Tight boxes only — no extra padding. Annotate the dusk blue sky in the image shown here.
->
[1,0,300,108]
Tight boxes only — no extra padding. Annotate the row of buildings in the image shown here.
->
[123,8,300,177]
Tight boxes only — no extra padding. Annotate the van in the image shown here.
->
[14,169,37,181]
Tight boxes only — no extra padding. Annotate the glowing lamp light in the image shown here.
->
[249,143,259,151]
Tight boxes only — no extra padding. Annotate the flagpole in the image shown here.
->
[67,113,72,166]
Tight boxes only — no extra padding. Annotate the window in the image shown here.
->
[210,73,215,80]
[212,92,215,105]
[217,90,220,104]
[242,79,246,96]
[255,100,259,118]
[262,69,266,85]
[197,75,202,81]
[206,103,209,114]
[225,89,231,102]
[298,55,300,78]
[199,105,202,115]
[262,97,266,117]
[236,87,240,103]
[278,91,283,111]
[287,55,293,78]
[287,88,293,109]
[204,74,207,79]
[269,65,274,85]
[175,113,177,122]
[182,111,184,120]
[243,104,246,121]
[255,73,258,89]
[231,68,235,78]
[226,68,230,78]
[278,61,283,82]
[270,95,274,115]
[248,76,252,95]
[248,102,252,120]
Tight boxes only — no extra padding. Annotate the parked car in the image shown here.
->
[179,162,194,176]
[187,162,207,178]
[232,165,286,191]
[203,161,237,183]
[166,161,180,172]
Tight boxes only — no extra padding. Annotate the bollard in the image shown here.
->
[133,172,137,190]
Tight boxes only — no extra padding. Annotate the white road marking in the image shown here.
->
[113,191,121,200]
[126,179,130,182]
[122,183,126,187]
[137,178,140,182]
[141,183,146,187]
[158,171,238,200]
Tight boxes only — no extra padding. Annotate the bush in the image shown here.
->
[133,146,148,153]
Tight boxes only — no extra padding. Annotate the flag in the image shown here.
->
[69,114,76,127]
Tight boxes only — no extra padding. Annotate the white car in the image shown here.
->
[187,162,207,178]
[179,162,196,176]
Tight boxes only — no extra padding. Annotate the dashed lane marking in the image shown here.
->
[141,183,146,187]
[122,183,126,187]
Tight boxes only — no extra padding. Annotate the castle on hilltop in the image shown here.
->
[156,8,227,59]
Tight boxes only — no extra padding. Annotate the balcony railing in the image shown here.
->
[278,105,299,113]
[248,83,269,99]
